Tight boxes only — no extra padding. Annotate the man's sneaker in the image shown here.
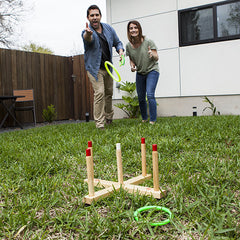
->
[106,119,112,125]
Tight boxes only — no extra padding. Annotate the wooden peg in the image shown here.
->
[116,143,123,185]
[86,148,94,197]
[141,138,147,176]
[152,144,159,191]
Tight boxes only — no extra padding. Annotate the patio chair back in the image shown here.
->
[13,89,36,126]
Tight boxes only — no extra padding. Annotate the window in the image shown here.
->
[179,0,240,46]
[217,2,240,37]
[180,8,214,43]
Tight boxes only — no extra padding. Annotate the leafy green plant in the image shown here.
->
[42,104,57,123]
[202,96,220,115]
[114,81,140,118]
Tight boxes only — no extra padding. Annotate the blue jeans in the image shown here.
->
[136,71,159,122]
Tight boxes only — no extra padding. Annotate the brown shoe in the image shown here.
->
[106,119,112,125]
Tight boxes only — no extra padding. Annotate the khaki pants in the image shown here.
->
[87,69,114,128]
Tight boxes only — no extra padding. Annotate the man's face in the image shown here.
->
[87,9,101,30]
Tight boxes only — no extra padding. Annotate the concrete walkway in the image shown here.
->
[0,120,84,134]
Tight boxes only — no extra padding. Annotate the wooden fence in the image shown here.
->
[72,55,94,121]
[0,48,93,126]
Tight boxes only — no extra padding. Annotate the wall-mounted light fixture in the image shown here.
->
[193,107,197,116]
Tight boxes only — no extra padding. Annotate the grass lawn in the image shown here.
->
[0,116,239,239]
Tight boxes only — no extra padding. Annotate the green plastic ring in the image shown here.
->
[119,55,125,66]
[134,206,173,226]
[104,61,121,82]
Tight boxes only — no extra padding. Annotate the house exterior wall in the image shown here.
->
[106,0,240,117]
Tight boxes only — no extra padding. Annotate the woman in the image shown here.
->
[126,20,159,124]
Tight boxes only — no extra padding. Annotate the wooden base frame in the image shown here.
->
[82,139,167,205]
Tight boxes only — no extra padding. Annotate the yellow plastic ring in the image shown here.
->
[104,61,121,82]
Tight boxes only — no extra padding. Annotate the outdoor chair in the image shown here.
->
[13,89,36,126]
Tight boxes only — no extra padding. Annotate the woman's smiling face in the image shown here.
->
[128,23,139,37]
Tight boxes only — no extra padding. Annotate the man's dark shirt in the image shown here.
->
[96,31,111,69]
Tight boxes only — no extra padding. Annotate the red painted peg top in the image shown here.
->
[141,138,145,144]
[152,144,157,151]
[86,148,91,156]
[88,141,92,147]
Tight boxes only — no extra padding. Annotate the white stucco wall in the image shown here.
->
[180,40,240,96]
[178,0,222,10]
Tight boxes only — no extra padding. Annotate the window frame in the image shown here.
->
[178,0,240,47]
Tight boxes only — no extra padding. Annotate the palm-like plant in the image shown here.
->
[202,96,220,115]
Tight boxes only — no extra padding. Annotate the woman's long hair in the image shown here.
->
[127,20,144,45]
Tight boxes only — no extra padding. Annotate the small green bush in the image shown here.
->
[42,104,57,123]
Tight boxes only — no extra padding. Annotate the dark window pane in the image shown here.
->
[217,2,240,37]
[181,8,214,43]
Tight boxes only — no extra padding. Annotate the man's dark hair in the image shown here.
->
[87,5,102,17]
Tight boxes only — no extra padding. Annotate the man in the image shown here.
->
[82,5,124,129]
